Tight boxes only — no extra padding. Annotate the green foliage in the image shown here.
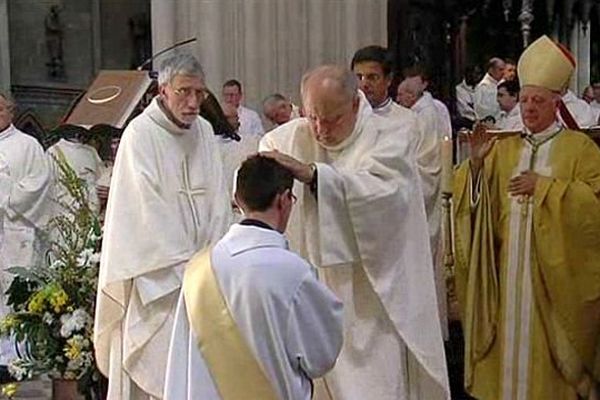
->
[0,153,101,388]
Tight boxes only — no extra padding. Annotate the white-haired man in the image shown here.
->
[261,65,449,400]
[455,36,600,400]
[94,54,230,399]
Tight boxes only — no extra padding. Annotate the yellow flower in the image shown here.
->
[0,315,17,333]
[48,287,69,314]
[27,292,46,314]
[1,382,18,398]
[64,337,82,361]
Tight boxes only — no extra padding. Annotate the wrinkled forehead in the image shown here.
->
[170,74,206,89]
[520,85,557,99]
[303,83,353,115]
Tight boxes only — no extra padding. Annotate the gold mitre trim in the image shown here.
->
[517,35,575,92]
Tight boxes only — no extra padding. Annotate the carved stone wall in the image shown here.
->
[6,0,151,129]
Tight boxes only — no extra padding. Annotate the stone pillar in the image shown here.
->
[151,0,176,60]
[570,19,591,94]
[0,0,10,94]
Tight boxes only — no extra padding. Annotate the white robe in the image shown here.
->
[372,98,419,154]
[411,93,447,330]
[260,98,450,400]
[217,134,259,198]
[373,97,448,337]
[455,80,476,122]
[47,138,105,212]
[238,105,265,137]
[496,105,523,131]
[474,73,500,120]
[562,90,600,128]
[164,223,344,400]
[94,98,231,399]
[0,125,54,364]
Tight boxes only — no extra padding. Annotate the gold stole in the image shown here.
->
[182,248,279,400]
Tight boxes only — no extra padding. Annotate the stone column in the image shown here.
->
[151,0,176,60]
[0,0,11,94]
[569,19,591,94]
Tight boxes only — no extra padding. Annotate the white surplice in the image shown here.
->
[217,134,260,198]
[474,73,500,120]
[562,89,600,128]
[94,98,231,399]
[260,98,450,400]
[0,125,54,364]
[47,138,105,212]
[164,223,343,400]
[456,80,476,122]
[376,95,448,338]
[238,105,265,137]
[496,105,523,131]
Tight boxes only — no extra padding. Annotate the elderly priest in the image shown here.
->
[260,65,449,400]
[94,54,230,399]
[163,155,343,400]
[454,35,600,400]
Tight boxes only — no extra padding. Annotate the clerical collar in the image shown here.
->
[239,218,275,231]
[157,97,192,130]
[373,97,392,111]
[522,122,562,145]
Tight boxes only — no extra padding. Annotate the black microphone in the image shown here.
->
[137,38,197,71]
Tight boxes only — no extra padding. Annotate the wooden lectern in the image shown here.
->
[64,70,154,128]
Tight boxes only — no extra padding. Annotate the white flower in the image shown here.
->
[42,312,54,325]
[60,309,91,338]
[7,359,27,381]
[89,252,101,264]
[76,248,94,267]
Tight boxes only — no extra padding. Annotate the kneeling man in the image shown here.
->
[163,155,344,400]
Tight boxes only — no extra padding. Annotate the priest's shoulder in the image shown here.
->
[263,118,308,143]
[257,246,314,277]
[11,126,44,150]
[558,129,599,149]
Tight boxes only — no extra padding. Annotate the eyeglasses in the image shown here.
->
[172,86,209,101]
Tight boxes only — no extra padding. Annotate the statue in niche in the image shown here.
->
[45,5,65,79]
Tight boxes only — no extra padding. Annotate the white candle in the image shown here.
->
[441,135,454,195]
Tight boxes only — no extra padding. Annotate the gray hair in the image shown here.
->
[0,91,15,112]
[158,53,205,86]
[300,65,358,102]
[262,93,287,108]
[398,76,424,98]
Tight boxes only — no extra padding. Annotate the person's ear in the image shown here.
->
[158,83,168,98]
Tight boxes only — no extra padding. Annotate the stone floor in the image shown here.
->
[3,379,51,400]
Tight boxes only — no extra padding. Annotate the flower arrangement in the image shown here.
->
[0,151,101,394]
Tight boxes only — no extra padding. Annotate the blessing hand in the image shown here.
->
[260,151,314,184]
[508,170,539,196]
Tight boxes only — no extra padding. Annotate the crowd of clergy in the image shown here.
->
[0,32,599,400]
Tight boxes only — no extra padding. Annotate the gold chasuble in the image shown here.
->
[182,249,279,400]
[453,130,600,400]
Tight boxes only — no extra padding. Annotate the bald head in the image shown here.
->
[300,65,360,147]
[301,65,359,105]
[396,77,423,108]
[487,57,506,81]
